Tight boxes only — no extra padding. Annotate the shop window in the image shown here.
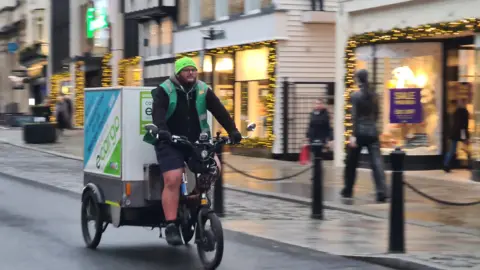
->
[235,47,268,81]
[201,0,215,22]
[178,0,189,26]
[215,0,228,20]
[229,0,245,16]
[160,18,173,56]
[146,21,160,58]
[32,9,45,42]
[212,55,235,135]
[234,47,269,138]
[355,43,442,156]
[189,0,201,25]
[141,19,172,59]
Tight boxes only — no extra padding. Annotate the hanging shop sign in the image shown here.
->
[86,7,109,38]
[389,88,423,124]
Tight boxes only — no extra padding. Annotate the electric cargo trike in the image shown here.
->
[80,87,255,270]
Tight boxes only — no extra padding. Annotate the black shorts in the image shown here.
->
[155,144,186,173]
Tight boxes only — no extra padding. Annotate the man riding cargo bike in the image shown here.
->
[151,56,242,245]
[80,56,250,270]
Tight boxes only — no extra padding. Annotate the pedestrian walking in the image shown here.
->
[306,98,333,148]
[443,98,470,172]
[341,69,388,203]
[55,95,69,135]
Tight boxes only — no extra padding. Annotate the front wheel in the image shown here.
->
[81,190,105,249]
[196,211,224,270]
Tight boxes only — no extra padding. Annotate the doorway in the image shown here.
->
[444,36,475,168]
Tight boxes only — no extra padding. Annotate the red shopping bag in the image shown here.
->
[299,144,311,165]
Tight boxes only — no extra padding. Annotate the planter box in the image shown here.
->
[23,122,57,144]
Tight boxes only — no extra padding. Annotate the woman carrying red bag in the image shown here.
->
[302,98,333,164]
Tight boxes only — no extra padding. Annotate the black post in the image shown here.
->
[389,147,406,253]
[311,140,323,219]
[214,131,225,217]
[282,78,289,158]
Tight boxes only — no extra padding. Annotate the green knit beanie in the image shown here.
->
[175,57,197,74]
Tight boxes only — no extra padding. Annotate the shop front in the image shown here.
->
[179,40,276,152]
[335,1,480,173]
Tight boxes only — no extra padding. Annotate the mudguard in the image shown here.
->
[81,183,105,203]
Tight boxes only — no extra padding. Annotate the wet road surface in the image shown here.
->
[0,174,395,270]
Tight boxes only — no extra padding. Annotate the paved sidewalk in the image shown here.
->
[2,128,480,232]
[1,143,480,269]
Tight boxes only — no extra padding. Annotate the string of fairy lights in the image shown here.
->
[74,61,85,127]
[48,72,70,123]
[101,53,113,87]
[344,18,480,146]
[118,56,142,86]
[178,40,277,148]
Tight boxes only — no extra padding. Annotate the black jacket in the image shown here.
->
[152,75,237,142]
[306,109,333,142]
[351,69,379,138]
[450,107,469,141]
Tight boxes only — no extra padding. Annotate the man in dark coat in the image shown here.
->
[444,99,470,172]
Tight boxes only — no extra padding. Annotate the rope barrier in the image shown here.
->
[223,161,312,181]
[403,180,480,206]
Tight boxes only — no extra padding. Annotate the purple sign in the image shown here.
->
[389,88,423,123]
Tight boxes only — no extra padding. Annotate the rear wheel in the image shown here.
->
[81,191,105,249]
[196,211,224,270]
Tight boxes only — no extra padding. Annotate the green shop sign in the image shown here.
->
[86,7,109,38]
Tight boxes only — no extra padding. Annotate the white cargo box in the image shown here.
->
[83,87,213,181]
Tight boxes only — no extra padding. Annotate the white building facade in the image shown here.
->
[175,0,338,159]
[335,0,480,174]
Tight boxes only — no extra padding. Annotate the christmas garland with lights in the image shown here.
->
[48,72,70,123]
[101,53,113,87]
[344,18,480,146]
[118,56,142,86]
[74,61,85,127]
[178,40,277,148]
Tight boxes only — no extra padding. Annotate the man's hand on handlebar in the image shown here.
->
[229,130,242,145]
[157,130,172,141]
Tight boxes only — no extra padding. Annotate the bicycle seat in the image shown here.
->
[144,123,159,134]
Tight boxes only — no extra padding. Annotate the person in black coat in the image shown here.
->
[306,98,333,146]
[443,99,470,172]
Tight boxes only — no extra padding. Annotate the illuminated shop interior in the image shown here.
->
[345,19,480,169]
[181,40,276,148]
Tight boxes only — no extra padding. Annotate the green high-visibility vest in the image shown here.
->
[154,79,211,137]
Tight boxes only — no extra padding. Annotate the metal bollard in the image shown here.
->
[214,132,225,217]
[388,147,406,253]
[311,140,324,220]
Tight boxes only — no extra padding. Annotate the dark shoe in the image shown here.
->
[376,193,387,203]
[341,188,353,198]
[443,166,451,173]
[165,223,183,246]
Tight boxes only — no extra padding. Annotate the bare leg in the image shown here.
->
[162,168,183,221]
